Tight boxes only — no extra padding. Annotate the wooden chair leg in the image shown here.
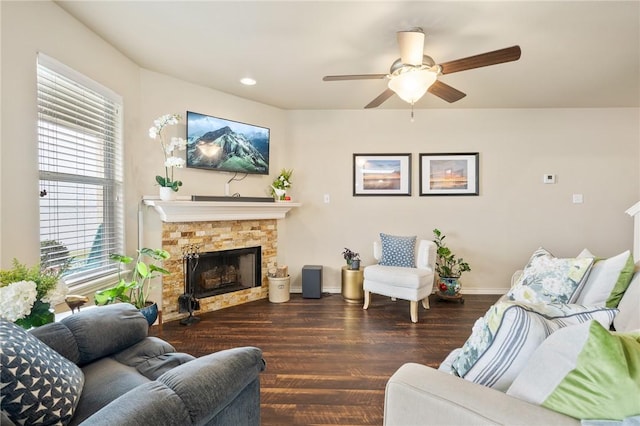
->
[363,290,370,310]
[422,296,430,310]
[410,301,418,323]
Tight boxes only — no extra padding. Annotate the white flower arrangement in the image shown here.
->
[270,168,293,200]
[149,113,187,192]
[0,260,68,328]
[0,280,37,322]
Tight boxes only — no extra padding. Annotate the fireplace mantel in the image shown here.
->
[142,196,300,222]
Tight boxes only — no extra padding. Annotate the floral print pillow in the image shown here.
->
[507,247,594,304]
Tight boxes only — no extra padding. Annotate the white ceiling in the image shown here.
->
[56,1,640,110]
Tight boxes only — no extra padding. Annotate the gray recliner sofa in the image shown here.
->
[1,303,265,425]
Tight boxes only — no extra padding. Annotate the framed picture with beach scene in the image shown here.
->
[353,153,412,196]
[419,153,479,196]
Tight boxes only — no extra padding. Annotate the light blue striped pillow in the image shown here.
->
[451,301,618,391]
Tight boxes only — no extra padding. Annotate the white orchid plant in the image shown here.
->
[0,260,68,328]
[149,113,187,192]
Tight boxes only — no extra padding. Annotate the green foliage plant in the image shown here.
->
[1,260,59,300]
[270,168,293,199]
[432,229,471,278]
[342,248,360,266]
[95,248,170,309]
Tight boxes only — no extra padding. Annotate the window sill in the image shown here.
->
[54,273,119,314]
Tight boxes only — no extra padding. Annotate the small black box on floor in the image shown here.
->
[302,265,323,298]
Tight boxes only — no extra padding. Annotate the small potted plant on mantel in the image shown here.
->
[433,229,471,302]
[94,247,170,325]
[342,248,361,270]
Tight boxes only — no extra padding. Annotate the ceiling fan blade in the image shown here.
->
[428,80,466,103]
[398,29,425,66]
[439,45,521,75]
[365,89,395,109]
[323,74,387,81]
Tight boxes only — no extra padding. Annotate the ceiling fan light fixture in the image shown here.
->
[387,67,437,104]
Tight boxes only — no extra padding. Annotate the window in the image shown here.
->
[37,53,124,287]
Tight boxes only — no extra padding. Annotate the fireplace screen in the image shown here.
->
[187,246,261,298]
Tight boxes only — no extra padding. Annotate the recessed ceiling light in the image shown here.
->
[240,77,256,86]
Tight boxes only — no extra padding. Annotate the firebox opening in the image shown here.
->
[187,246,261,298]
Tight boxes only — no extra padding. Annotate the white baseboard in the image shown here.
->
[290,286,506,295]
[459,288,507,295]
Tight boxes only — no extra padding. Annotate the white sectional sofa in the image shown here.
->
[384,244,640,425]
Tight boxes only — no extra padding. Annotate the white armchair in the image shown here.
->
[363,240,437,323]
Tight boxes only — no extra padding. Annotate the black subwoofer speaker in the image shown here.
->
[302,265,323,298]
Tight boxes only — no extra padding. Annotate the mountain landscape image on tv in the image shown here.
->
[186,111,270,175]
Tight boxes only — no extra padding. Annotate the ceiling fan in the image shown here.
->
[323,28,521,109]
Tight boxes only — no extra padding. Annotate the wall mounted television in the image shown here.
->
[186,111,270,175]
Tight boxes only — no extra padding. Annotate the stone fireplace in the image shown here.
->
[142,198,299,323]
[160,219,275,323]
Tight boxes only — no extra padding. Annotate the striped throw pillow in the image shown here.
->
[451,301,618,391]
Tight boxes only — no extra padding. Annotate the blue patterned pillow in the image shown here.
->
[379,233,416,268]
[1,320,84,425]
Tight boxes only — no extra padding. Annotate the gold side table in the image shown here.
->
[341,266,364,304]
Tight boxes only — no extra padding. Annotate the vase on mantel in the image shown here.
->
[271,186,287,201]
[159,186,178,201]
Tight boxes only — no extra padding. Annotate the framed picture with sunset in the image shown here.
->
[353,153,411,196]
[419,153,479,196]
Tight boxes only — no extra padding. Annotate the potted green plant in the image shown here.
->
[433,229,471,296]
[94,247,170,325]
[342,248,361,270]
[270,168,293,200]
[0,260,68,329]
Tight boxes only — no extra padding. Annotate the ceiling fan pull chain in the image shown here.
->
[410,102,415,122]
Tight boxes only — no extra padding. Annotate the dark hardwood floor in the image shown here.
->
[150,293,499,425]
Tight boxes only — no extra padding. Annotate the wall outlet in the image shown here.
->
[572,194,584,204]
[543,174,556,184]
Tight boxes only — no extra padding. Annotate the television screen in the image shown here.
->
[186,111,269,175]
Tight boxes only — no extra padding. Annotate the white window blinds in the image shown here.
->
[37,53,124,287]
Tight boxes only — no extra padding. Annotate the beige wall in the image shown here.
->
[136,69,287,202]
[2,1,639,297]
[281,108,639,293]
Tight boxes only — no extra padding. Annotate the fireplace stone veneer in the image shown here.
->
[160,219,277,323]
[142,198,299,323]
